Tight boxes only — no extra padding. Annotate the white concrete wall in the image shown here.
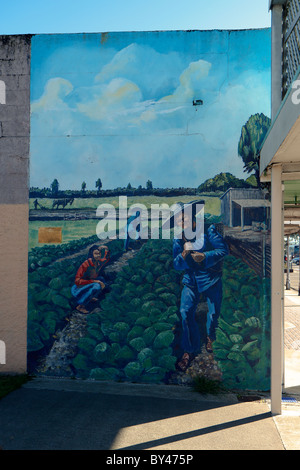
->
[0,35,31,373]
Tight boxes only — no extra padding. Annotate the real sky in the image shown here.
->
[1,0,271,35]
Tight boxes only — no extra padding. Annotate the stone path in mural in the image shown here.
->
[168,348,223,386]
[36,310,88,376]
[51,237,116,266]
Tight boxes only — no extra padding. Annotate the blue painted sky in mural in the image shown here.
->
[30,28,271,190]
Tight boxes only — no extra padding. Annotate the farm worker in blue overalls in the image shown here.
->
[124,210,141,251]
[169,201,228,371]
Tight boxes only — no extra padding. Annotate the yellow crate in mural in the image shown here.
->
[38,227,62,244]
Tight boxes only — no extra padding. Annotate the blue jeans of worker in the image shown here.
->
[179,279,222,354]
[71,282,102,306]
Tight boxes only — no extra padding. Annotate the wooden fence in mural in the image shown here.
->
[223,226,271,278]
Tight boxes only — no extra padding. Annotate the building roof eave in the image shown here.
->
[260,67,300,176]
[269,0,287,10]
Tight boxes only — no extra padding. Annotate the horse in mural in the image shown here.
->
[52,197,74,210]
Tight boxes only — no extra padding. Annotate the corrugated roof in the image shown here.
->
[232,199,271,208]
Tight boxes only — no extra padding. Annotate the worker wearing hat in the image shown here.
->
[170,201,228,371]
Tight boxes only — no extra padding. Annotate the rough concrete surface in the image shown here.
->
[0,377,287,451]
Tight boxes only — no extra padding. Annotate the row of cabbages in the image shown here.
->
[27,238,124,356]
[72,239,182,382]
[28,234,100,272]
[213,255,271,391]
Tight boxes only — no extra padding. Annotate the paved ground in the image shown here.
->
[0,371,300,451]
[284,265,300,350]
[284,265,300,393]
[0,378,288,451]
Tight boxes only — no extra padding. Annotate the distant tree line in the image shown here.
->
[29,186,199,199]
[30,178,201,199]
[30,172,257,200]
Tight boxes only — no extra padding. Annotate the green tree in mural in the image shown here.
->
[50,178,59,196]
[245,174,258,188]
[95,178,102,194]
[146,180,153,190]
[198,172,251,193]
[81,181,86,193]
[238,113,271,187]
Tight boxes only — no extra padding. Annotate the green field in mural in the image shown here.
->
[29,195,221,212]
[28,29,272,391]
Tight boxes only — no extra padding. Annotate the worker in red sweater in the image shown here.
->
[71,245,110,314]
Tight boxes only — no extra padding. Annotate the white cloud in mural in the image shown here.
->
[77,78,143,122]
[31,46,217,134]
[171,59,212,100]
[95,44,142,83]
[74,50,213,127]
[135,59,214,133]
[95,43,185,100]
[31,77,73,112]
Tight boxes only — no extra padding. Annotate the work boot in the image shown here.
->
[206,336,213,353]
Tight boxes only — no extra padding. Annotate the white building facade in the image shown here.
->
[260,0,300,415]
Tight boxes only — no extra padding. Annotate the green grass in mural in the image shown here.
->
[29,195,221,214]
[29,219,157,251]
[28,195,221,250]
[28,219,101,251]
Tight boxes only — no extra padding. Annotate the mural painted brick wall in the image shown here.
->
[1,29,272,390]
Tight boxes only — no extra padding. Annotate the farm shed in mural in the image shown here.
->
[27,28,272,391]
[221,188,271,230]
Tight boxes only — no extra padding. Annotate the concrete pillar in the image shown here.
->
[0,35,31,374]
[271,163,284,415]
[271,4,283,121]
[286,236,290,289]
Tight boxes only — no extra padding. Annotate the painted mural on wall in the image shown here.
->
[28,29,272,391]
